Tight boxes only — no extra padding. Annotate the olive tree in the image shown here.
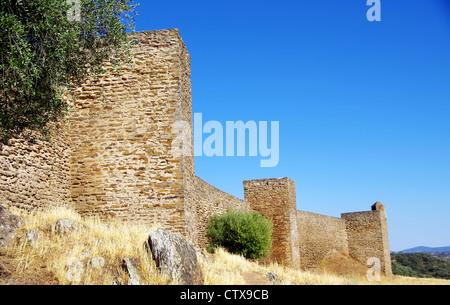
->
[0,0,138,141]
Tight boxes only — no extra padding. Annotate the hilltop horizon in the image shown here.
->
[396,246,450,253]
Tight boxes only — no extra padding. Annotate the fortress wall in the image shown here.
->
[341,208,392,276]
[244,178,300,268]
[175,33,199,244]
[0,28,393,273]
[189,177,251,248]
[68,29,192,236]
[0,132,71,212]
[296,210,349,269]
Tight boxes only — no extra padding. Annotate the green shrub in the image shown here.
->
[206,210,273,259]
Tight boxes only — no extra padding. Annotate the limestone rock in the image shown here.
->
[265,271,280,285]
[195,247,212,265]
[19,229,42,247]
[0,263,11,278]
[65,258,83,283]
[147,228,203,285]
[122,258,141,285]
[0,205,24,248]
[53,218,82,235]
[89,257,106,270]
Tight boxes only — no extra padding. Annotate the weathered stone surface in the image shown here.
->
[53,219,83,235]
[122,258,141,285]
[19,229,43,247]
[0,133,71,213]
[0,263,11,278]
[265,271,280,285]
[89,257,106,270]
[0,205,24,248]
[342,208,392,277]
[147,228,203,285]
[65,258,83,283]
[244,178,300,269]
[297,210,349,270]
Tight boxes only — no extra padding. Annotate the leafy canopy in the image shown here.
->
[0,0,138,141]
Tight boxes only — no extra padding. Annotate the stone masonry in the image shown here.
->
[243,178,300,269]
[0,29,392,275]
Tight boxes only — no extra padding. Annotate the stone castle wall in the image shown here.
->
[0,29,392,275]
[342,208,392,276]
[190,177,251,248]
[244,178,300,269]
[68,29,192,238]
[0,132,71,212]
[297,210,349,270]
[244,177,392,275]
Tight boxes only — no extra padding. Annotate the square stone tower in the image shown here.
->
[68,29,196,240]
[243,178,300,268]
[341,202,392,277]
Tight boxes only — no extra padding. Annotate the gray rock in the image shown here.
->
[0,263,11,278]
[122,258,141,285]
[266,271,280,285]
[20,229,42,247]
[65,258,83,283]
[53,218,82,235]
[195,247,212,265]
[0,205,24,248]
[265,271,296,285]
[147,228,203,285]
[89,257,106,270]
[79,248,91,260]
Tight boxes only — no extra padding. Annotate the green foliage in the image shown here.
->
[0,0,138,141]
[391,252,450,280]
[206,210,273,259]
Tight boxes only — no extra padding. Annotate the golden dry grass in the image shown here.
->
[200,247,359,285]
[3,204,170,285]
[200,248,450,285]
[1,205,449,285]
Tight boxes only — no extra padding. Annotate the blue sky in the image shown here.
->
[133,0,450,251]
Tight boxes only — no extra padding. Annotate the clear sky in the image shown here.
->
[133,0,450,251]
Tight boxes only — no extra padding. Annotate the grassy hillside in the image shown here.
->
[1,205,450,285]
[391,252,450,280]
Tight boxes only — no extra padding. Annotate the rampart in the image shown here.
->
[243,178,300,268]
[0,29,392,275]
[297,210,349,270]
[342,202,392,276]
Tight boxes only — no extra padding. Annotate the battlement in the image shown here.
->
[0,29,392,275]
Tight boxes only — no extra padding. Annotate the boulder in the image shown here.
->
[19,229,42,247]
[0,205,24,249]
[52,218,82,235]
[265,271,280,285]
[65,258,83,283]
[0,263,11,278]
[147,228,203,285]
[122,258,141,285]
[89,257,106,270]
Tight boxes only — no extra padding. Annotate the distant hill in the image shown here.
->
[391,252,450,279]
[399,246,450,253]
[430,252,450,261]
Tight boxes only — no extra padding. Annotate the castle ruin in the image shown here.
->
[0,29,392,276]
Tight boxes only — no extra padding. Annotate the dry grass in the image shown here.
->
[2,205,449,285]
[200,247,359,285]
[3,205,170,285]
[200,248,450,285]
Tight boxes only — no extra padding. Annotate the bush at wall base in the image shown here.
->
[206,210,273,259]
